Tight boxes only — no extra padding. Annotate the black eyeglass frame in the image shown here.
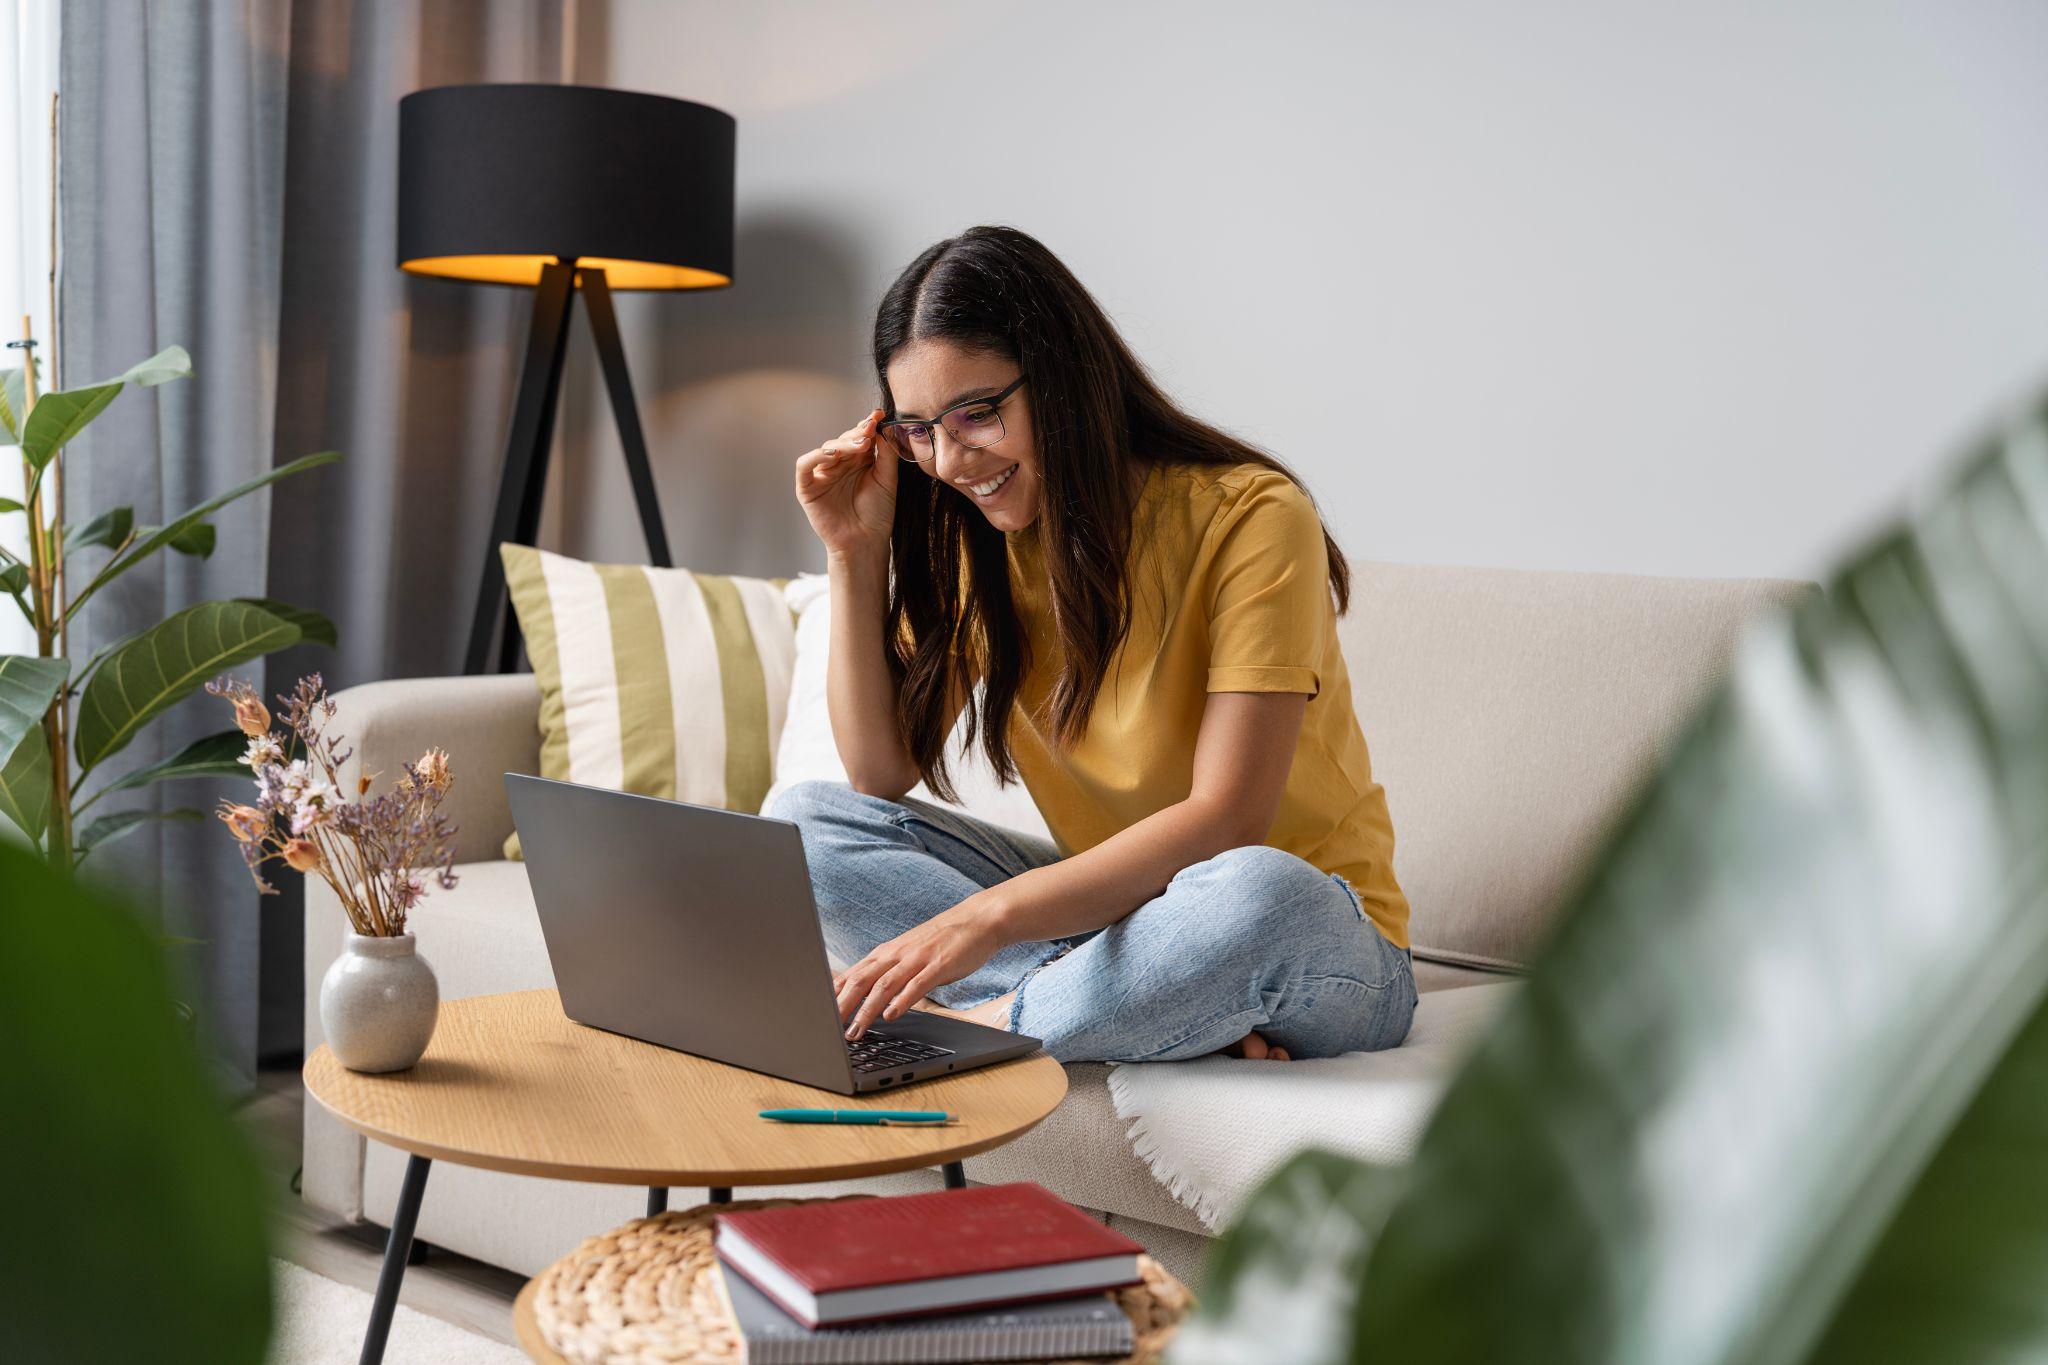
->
[876,375,1028,463]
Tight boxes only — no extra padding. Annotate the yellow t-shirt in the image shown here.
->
[999,462,1411,948]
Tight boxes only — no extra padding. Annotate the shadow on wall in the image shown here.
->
[560,211,875,580]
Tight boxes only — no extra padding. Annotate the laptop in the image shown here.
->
[505,773,1042,1095]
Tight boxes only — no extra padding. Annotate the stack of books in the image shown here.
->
[711,1181,1146,1363]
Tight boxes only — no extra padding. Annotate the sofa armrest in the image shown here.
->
[302,673,540,1223]
[328,673,542,866]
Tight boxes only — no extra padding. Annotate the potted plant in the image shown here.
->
[208,672,461,1073]
[0,342,338,868]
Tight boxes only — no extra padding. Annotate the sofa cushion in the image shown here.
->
[402,859,558,995]
[1341,562,1814,969]
[498,544,798,859]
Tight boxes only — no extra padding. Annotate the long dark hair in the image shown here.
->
[875,225,1349,800]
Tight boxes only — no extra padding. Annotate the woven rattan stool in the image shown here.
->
[512,1196,1194,1364]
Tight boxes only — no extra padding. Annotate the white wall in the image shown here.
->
[556,0,2048,584]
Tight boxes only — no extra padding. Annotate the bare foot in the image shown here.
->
[1215,1030,1292,1061]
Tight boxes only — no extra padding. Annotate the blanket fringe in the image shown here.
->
[1106,1062,1232,1233]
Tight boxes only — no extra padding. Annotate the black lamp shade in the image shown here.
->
[398,83,735,291]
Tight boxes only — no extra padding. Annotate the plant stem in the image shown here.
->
[42,92,61,676]
[17,321,71,870]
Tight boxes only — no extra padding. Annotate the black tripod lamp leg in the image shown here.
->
[495,290,577,674]
[462,260,577,674]
[580,266,674,568]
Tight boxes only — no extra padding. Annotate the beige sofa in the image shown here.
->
[302,560,1812,1288]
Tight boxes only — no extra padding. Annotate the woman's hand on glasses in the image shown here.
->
[794,409,897,562]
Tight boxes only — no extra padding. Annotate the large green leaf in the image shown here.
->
[0,838,271,1363]
[161,520,216,557]
[66,450,340,621]
[0,719,50,843]
[129,519,217,560]
[105,345,195,389]
[82,728,252,806]
[16,345,192,469]
[73,601,299,773]
[0,655,63,845]
[1187,390,2048,1364]
[19,382,122,470]
[234,596,336,648]
[75,806,203,859]
[0,654,67,775]
[63,505,134,555]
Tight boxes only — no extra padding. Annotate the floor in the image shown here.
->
[245,1066,526,1348]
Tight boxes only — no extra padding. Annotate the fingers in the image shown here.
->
[795,411,888,500]
[795,447,842,498]
[882,964,942,1022]
[823,411,884,463]
[835,956,887,1024]
[845,959,914,1040]
[837,945,942,1039]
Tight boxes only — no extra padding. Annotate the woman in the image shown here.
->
[768,225,1415,1064]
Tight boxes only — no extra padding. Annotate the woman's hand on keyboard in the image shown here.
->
[833,893,1008,1040]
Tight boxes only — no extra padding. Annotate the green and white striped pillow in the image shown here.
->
[499,544,797,860]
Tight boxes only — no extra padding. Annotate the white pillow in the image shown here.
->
[764,574,1054,842]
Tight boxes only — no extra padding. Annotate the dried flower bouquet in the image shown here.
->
[207,673,458,937]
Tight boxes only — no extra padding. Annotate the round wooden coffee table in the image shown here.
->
[304,989,1066,1365]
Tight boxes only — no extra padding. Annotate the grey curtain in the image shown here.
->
[59,0,563,1081]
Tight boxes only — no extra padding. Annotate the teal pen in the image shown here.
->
[758,1108,953,1125]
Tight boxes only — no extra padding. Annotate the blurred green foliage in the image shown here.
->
[0,837,271,1364]
[1181,394,2048,1364]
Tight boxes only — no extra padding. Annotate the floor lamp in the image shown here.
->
[397,84,736,674]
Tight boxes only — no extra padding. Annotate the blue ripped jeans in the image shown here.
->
[765,780,1418,1063]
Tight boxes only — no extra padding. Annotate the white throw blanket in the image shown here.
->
[1104,982,1519,1232]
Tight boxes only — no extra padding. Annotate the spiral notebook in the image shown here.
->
[716,1261,1135,1364]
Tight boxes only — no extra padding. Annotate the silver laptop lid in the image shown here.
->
[504,773,857,1093]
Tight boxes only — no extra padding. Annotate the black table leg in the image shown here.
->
[942,1160,966,1189]
[710,1186,733,1203]
[360,1154,432,1365]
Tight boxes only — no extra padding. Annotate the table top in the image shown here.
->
[303,989,1067,1186]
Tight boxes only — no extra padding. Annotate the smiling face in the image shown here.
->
[883,339,1041,533]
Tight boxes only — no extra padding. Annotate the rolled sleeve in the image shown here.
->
[1202,473,1334,697]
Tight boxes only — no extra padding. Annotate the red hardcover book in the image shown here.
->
[712,1182,1145,1328]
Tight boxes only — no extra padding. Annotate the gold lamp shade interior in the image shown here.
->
[399,254,731,290]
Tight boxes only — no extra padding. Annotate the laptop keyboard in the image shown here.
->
[846,1029,955,1074]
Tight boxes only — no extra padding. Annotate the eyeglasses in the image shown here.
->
[876,376,1027,463]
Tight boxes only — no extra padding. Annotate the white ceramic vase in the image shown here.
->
[320,932,440,1073]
